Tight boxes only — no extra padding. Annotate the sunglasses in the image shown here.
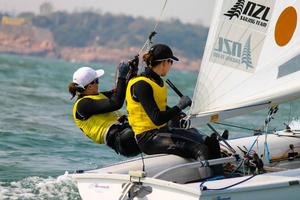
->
[167,59,173,65]
[89,78,99,85]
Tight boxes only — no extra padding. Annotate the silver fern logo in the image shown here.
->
[224,0,245,19]
[213,35,253,71]
[224,0,271,27]
[241,36,253,69]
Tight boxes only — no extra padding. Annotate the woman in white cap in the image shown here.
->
[126,44,223,176]
[68,62,140,157]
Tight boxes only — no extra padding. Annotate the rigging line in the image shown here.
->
[200,174,257,191]
[207,123,236,154]
[288,102,292,123]
[231,159,245,174]
[227,135,260,175]
[114,0,168,87]
[138,0,168,55]
[153,0,168,33]
[214,121,271,133]
[277,135,300,139]
[246,134,261,156]
[263,106,277,162]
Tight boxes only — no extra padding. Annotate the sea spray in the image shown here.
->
[0,172,80,200]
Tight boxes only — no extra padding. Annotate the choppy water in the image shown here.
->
[0,54,299,199]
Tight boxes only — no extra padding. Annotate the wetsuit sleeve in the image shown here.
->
[132,80,181,126]
[102,90,114,98]
[77,78,126,119]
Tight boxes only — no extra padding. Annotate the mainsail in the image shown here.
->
[190,0,300,126]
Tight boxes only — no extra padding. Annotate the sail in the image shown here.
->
[190,0,300,126]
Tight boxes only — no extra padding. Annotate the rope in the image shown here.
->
[214,121,268,133]
[263,106,278,162]
[288,102,292,123]
[138,0,168,55]
[264,106,278,127]
[200,174,257,191]
[118,182,134,200]
[114,0,168,88]
[207,123,236,154]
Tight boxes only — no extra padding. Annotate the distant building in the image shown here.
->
[2,16,25,26]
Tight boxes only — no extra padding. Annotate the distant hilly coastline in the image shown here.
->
[0,11,208,71]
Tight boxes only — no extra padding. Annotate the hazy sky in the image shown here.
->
[0,0,216,26]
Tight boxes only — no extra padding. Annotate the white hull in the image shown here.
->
[74,168,300,200]
[73,131,300,200]
[75,174,200,200]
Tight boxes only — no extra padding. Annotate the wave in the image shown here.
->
[0,172,80,200]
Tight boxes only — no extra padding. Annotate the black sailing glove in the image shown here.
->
[127,55,139,80]
[176,96,192,110]
[118,62,130,79]
[169,112,187,128]
[128,55,139,71]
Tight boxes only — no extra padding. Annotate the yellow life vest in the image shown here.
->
[73,93,122,144]
[126,76,167,135]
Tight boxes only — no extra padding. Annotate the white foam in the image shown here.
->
[0,172,80,199]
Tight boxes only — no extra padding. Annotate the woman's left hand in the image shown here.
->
[118,62,130,79]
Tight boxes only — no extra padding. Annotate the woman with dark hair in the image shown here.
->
[126,44,223,175]
[68,62,140,157]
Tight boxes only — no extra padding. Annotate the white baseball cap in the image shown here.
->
[72,67,105,88]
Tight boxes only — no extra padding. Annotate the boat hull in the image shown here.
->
[73,132,300,200]
[73,169,300,200]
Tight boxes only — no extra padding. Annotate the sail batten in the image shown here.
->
[191,0,300,125]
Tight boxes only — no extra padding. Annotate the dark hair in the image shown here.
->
[68,82,85,100]
[142,51,162,68]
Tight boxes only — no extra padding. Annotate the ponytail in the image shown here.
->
[143,50,161,68]
[68,82,85,100]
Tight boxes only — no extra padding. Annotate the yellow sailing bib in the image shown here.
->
[73,93,122,144]
[126,76,167,135]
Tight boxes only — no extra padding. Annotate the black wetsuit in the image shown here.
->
[76,78,140,157]
[131,68,221,164]
[76,78,126,118]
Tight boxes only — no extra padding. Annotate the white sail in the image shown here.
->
[191,0,300,126]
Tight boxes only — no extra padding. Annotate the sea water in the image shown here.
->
[0,54,298,199]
